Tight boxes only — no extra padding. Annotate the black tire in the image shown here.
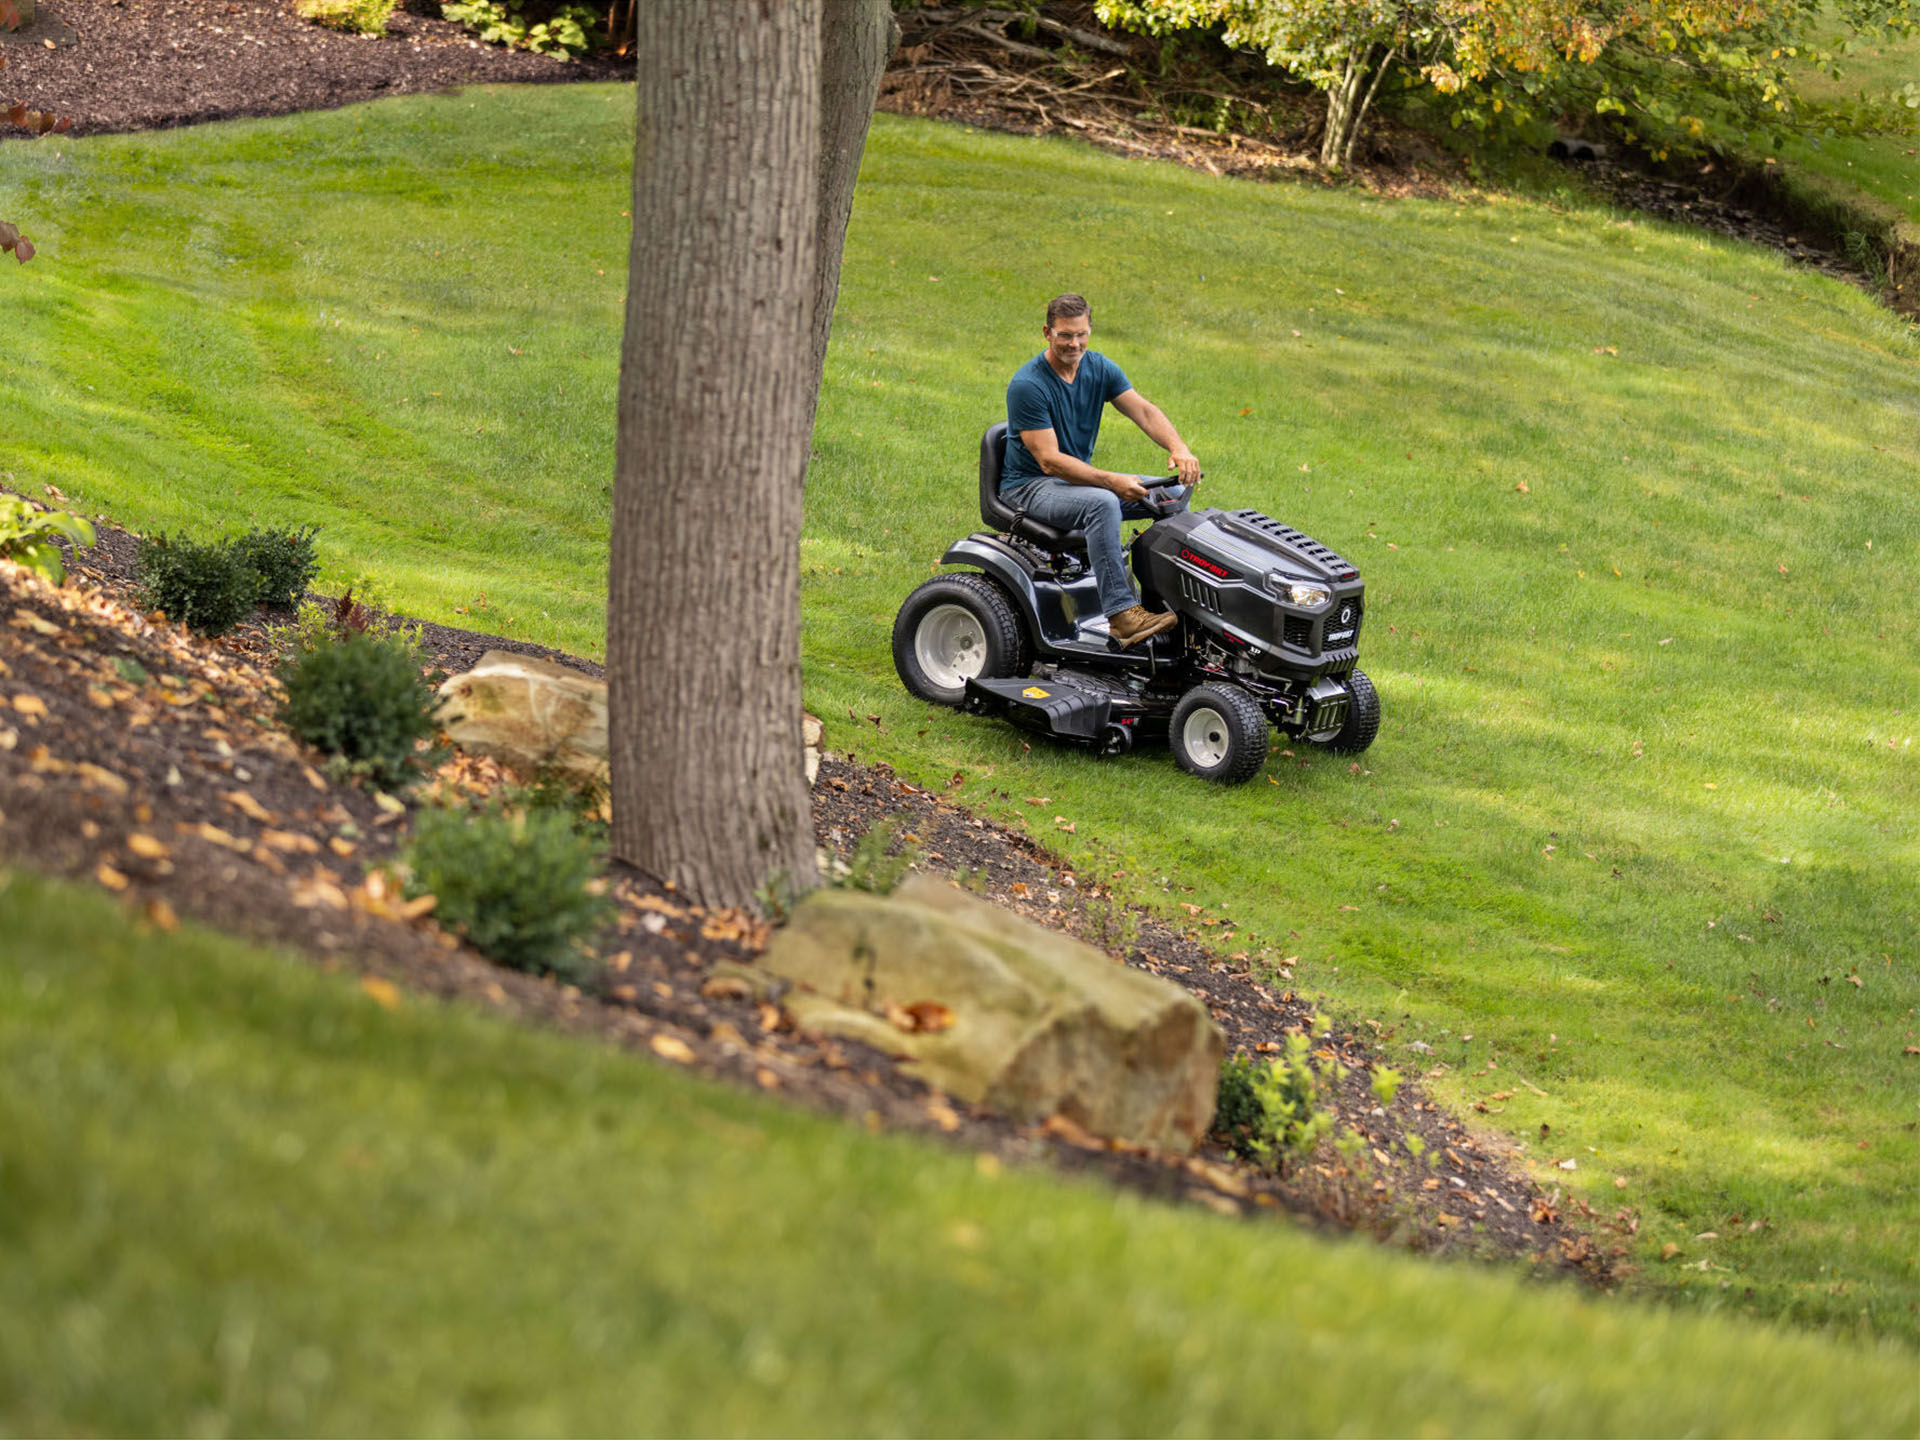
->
[1169,682,1269,785]
[1319,669,1381,755]
[891,572,1031,707]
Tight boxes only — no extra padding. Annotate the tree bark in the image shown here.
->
[803,0,897,444]
[1342,45,1396,169]
[1320,43,1374,170]
[611,1,822,908]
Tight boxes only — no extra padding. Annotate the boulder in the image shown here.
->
[760,873,1222,1152]
[435,651,826,787]
[435,651,609,781]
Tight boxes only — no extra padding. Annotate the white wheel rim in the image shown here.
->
[915,604,989,689]
[1182,706,1230,768]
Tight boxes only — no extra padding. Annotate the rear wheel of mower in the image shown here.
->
[892,572,1030,707]
[1318,669,1381,755]
[1170,683,1269,784]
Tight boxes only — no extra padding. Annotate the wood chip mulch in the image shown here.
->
[0,0,628,137]
[0,498,1638,1288]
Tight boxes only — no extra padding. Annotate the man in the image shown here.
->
[999,293,1202,647]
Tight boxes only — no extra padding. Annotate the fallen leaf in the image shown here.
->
[1041,1113,1105,1150]
[361,977,402,1010]
[261,828,319,854]
[10,613,60,637]
[886,1000,956,1034]
[372,790,406,816]
[650,1034,696,1064]
[926,1098,962,1132]
[94,862,129,891]
[125,833,169,860]
[1514,480,1530,494]
[328,836,356,858]
[143,898,179,932]
[76,763,129,796]
[1660,1242,1681,1260]
[224,790,275,824]
[701,975,754,1002]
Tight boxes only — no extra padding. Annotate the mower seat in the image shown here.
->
[978,422,1087,553]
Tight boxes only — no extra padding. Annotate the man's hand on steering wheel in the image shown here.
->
[1169,450,1202,487]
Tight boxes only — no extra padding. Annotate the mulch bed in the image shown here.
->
[0,499,1635,1283]
[0,0,627,136]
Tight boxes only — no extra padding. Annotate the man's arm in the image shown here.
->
[1018,427,1148,502]
[1112,389,1200,486]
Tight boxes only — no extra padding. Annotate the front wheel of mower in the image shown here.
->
[1170,682,1269,784]
[1318,669,1381,755]
[892,572,1030,707]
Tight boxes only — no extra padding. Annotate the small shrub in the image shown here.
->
[841,817,918,894]
[1213,1054,1265,1155]
[402,804,611,981]
[295,0,394,35]
[442,0,597,57]
[232,524,320,610]
[1216,1029,1342,1175]
[515,763,610,841]
[277,630,443,789]
[0,495,93,586]
[136,533,254,636]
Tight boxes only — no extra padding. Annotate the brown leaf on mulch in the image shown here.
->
[1,501,1620,1287]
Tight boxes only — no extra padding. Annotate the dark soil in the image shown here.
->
[0,501,1633,1284]
[0,0,628,136]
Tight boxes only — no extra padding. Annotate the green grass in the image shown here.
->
[1,87,1916,1345]
[1783,23,1920,225]
[3,865,1917,1437]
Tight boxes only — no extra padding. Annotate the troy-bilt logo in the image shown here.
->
[1337,603,1356,626]
[1179,548,1231,579]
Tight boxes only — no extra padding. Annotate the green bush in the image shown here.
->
[1216,1029,1341,1174]
[277,630,442,789]
[0,495,94,587]
[401,805,611,981]
[295,0,394,35]
[136,533,255,636]
[1212,1053,1265,1155]
[441,0,597,57]
[232,524,320,610]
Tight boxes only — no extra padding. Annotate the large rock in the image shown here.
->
[435,651,825,786]
[761,873,1222,1153]
[435,651,609,781]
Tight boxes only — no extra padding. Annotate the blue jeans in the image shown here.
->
[1003,476,1190,616]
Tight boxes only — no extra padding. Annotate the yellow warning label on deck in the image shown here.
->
[1021,686,1050,698]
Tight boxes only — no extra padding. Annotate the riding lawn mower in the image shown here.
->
[890,424,1380,784]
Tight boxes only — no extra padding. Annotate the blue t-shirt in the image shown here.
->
[1001,350,1132,490]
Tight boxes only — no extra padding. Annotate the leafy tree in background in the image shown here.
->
[1096,0,1916,167]
[609,0,895,909]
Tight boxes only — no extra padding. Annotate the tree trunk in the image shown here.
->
[804,0,897,444]
[1342,45,1397,169]
[1320,44,1373,170]
[611,1,822,908]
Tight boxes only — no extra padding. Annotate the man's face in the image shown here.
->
[1044,314,1091,368]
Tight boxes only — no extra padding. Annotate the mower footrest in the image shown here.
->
[964,675,1112,741]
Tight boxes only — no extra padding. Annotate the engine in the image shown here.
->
[1131,508,1365,680]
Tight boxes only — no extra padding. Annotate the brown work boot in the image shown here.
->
[1107,604,1177,648]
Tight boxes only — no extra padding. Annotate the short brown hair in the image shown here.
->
[1046,293,1091,327]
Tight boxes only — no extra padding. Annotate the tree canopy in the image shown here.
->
[1096,0,1917,166]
